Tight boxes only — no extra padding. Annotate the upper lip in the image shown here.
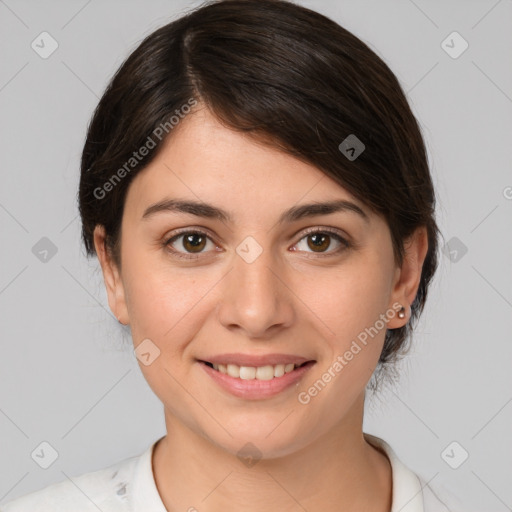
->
[198,353,314,367]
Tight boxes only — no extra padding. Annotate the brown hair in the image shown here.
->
[79,0,440,384]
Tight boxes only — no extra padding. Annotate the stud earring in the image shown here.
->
[397,307,406,319]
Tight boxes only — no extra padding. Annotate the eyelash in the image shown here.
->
[163,227,351,260]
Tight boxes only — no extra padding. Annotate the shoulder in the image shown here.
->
[1,452,140,512]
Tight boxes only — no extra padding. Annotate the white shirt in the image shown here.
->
[1,434,452,511]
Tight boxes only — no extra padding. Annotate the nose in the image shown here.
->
[216,242,295,339]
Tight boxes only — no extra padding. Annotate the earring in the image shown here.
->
[398,307,406,319]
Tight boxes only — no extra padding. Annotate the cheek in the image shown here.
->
[296,261,393,419]
[121,246,215,348]
[121,258,212,399]
[303,253,394,348]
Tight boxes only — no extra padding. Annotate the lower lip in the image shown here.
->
[198,361,315,400]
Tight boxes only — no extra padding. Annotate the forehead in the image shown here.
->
[124,107,372,225]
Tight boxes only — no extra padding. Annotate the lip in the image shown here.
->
[197,359,316,400]
[198,353,311,367]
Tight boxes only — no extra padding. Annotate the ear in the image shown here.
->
[386,226,429,329]
[93,225,130,325]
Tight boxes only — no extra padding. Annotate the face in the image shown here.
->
[95,106,426,459]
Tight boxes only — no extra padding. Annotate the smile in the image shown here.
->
[202,361,309,380]
[198,359,316,399]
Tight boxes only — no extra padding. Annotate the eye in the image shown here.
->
[163,227,351,260]
[164,230,218,259]
[292,227,350,256]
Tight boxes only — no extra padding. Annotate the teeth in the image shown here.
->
[226,364,240,378]
[211,362,300,379]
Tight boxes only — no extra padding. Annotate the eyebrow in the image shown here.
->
[141,198,370,225]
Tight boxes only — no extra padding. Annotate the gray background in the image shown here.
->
[1,0,511,510]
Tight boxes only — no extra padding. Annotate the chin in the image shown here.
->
[197,413,312,462]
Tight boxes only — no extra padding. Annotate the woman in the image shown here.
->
[2,0,451,510]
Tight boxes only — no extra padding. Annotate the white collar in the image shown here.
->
[364,433,424,511]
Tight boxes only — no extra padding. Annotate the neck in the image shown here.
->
[152,398,392,512]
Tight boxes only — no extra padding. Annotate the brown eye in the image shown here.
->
[165,230,216,259]
[294,228,350,256]
[182,233,207,253]
[307,233,331,252]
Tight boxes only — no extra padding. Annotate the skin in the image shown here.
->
[94,105,428,512]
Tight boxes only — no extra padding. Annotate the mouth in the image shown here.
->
[199,360,315,380]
